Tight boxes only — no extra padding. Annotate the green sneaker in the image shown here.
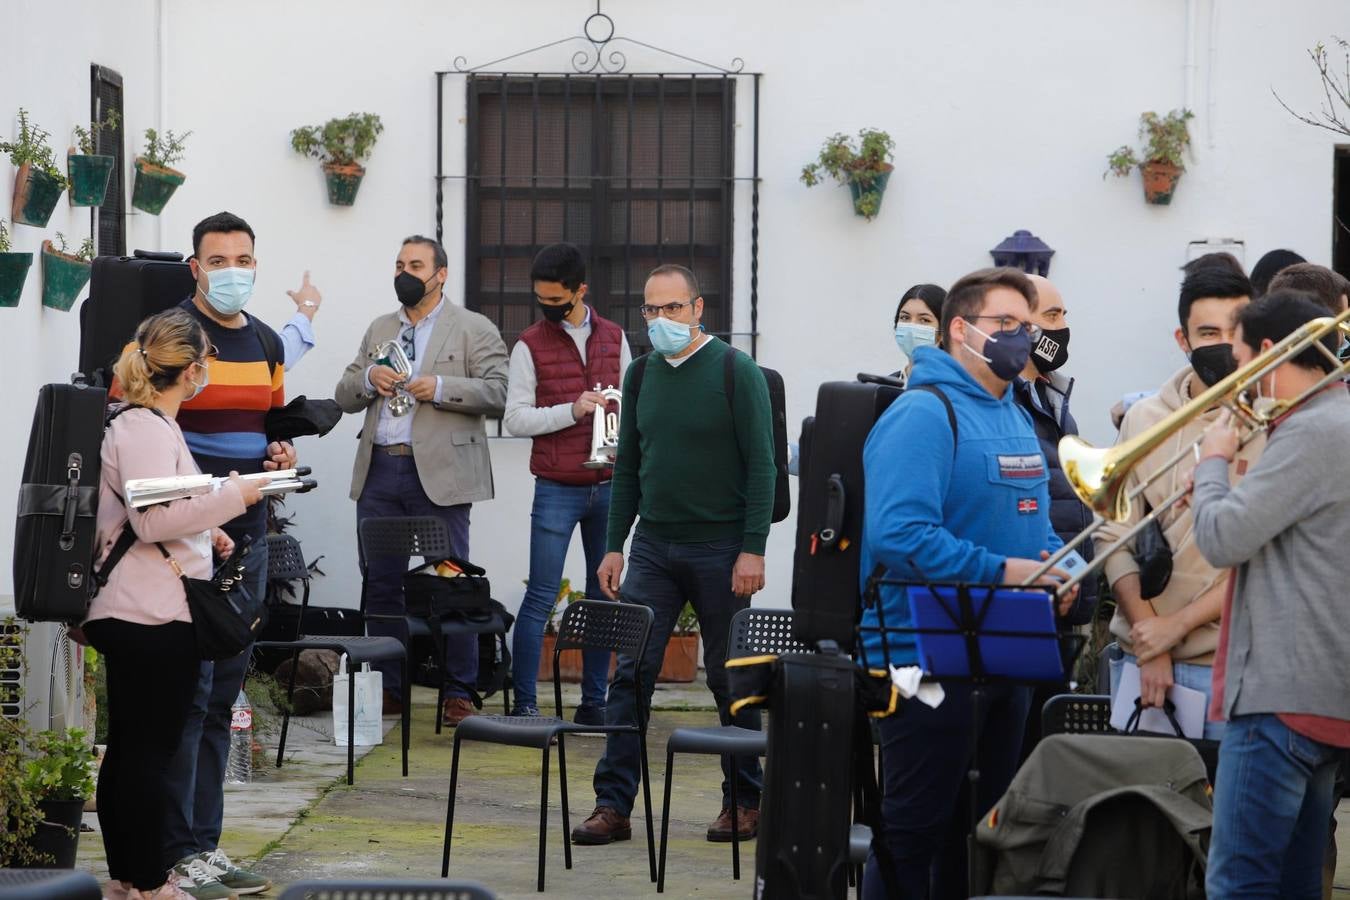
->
[173,856,234,900]
[200,849,272,896]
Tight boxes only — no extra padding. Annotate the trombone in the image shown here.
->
[1025,308,1350,596]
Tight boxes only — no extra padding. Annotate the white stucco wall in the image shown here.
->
[2,0,1347,616]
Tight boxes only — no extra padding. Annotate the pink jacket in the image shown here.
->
[84,406,247,627]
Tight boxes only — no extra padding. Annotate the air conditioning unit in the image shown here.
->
[0,599,85,736]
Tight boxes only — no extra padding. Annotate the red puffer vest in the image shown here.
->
[518,308,624,485]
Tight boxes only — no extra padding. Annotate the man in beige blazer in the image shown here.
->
[335,235,508,727]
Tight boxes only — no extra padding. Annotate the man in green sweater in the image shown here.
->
[572,264,777,847]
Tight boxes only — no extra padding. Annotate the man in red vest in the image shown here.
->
[504,243,631,720]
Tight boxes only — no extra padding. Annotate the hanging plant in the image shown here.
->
[0,219,33,308]
[1,109,69,227]
[131,127,190,215]
[290,112,384,206]
[67,109,119,207]
[800,128,896,220]
[41,232,94,312]
[1104,109,1194,205]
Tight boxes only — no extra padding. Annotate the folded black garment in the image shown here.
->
[265,396,343,443]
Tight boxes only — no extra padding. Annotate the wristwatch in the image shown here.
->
[301,300,317,308]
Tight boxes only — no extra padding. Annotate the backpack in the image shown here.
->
[629,346,791,523]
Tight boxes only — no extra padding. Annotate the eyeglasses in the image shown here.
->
[967,315,1043,343]
[639,300,696,319]
[198,343,219,365]
[399,324,416,362]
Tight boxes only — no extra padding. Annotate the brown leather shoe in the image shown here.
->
[382,689,404,717]
[571,806,632,845]
[706,806,759,842]
[441,697,477,727]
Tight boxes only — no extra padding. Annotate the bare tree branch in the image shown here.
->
[1273,38,1350,138]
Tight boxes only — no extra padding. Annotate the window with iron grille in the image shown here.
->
[91,65,126,257]
[464,74,734,351]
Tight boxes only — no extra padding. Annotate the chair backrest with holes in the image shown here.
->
[265,534,309,582]
[277,879,495,900]
[1041,694,1113,737]
[730,607,809,660]
[357,516,453,564]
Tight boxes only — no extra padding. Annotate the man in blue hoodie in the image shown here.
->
[859,267,1075,900]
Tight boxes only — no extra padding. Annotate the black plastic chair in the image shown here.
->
[657,607,809,893]
[278,879,494,900]
[1041,693,1113,736]
[358,516,513,729]
[442,600,656,893]
[0,870,100,900]
[253,533,410,786]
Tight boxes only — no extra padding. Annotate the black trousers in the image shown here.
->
[84,618,199,890]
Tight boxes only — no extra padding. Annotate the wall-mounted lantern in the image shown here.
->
[990,230,1055,276]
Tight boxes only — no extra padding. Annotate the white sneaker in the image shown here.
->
[171,858,233,900]
[199,848,271,895]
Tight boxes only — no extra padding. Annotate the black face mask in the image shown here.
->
[537,298,575,323]
[394,271,434,307]
[1189,342,1237,387]
[1031,326,1070,374]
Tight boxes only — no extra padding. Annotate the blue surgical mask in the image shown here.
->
[198,266,255,316]
[894,322,937,361]
[648,317,696,356]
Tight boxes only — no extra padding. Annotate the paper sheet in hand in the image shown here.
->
[1109,660,1208,738]
[906,585,1063,681]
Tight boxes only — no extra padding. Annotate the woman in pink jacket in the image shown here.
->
[83,308,263,900]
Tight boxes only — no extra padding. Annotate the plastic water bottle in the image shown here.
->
[225,689,253,784]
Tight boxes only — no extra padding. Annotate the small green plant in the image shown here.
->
[0,618,46,866]
[22,728,97,802]
[0,219,11,253]
[291,112,384,167]
[1104,109,1195,178]
[543,577,588,636]
[801,127,895,219]
[675,601,700,636]
[0,109,69,189]
[50,232,94,261]
[141,127,191,169]
[72,109,120,156]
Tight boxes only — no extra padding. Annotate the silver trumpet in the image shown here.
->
[371,339,417,417]
[125,468,318,508]
[582,384,623,469]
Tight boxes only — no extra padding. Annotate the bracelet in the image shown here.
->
[301,300,317,308]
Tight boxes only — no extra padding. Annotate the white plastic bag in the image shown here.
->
[332,654,383,746]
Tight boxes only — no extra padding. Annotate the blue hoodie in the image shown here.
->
[858,344,1062,668]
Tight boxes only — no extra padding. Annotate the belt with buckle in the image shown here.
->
[375,443,414,457]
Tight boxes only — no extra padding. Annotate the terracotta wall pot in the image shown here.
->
[40,242,93,312]
[12,163,64,227]
[322,162,366,206]
[131,157,186,215]
[0,252,34,307]
[657,634,700,683]
[1141,161,1182,205]
[67,153,115,207]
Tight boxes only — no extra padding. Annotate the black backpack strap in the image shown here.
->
[629,351,650,401]
[907,384,958,456]
[724,345,738,410]
[93,524,137,589]
[252,317,282,377]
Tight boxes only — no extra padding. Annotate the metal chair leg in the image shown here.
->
[346,667,356,785]
[639,731,656,883]
[658,746,676,893]
[538,746,551,892]
[558,733,573,870]
[401,655,410,777]
[730,760,740,880]
[276,648,300,768]
[441,733,462,877]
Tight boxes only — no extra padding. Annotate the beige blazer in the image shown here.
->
[335,302,509,506]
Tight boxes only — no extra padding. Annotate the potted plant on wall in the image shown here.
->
[1104,109,1194,205]
[132,127,190,215]
[800,128,896,220]
[41,232,94,311]
[657,602,700,684]
[0,219,34,308]
[67,109,119,207]
[290,112,384,206]
[1,109,69,227]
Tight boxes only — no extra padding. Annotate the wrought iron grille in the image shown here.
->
[91,65,126,257]
[461,73,735,352]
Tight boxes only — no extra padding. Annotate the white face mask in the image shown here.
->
[185,361,209,402]
[1252,369,1279,418]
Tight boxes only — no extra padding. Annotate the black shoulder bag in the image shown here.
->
[1133,498,1173,600]
[157,534,262,661]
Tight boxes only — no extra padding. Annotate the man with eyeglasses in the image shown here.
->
[572,263,776,847]
[335,235,509,728]
[858,267,1076,899]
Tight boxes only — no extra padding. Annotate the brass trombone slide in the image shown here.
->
[1023,308,1350,597]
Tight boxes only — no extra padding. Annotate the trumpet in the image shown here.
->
[371,339,416,417]
[1027,308,1350,596]
[126,468,318,508]
[582,384,623,469]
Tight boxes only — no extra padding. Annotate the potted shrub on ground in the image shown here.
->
[41,232,94,311]
[290,112,384,206]
[17,728,98,868]
[1104,109,1194,205]
[0,219,33,308]
[1,109,69,227]
[657,602,700,684]
[67,109,119,207]
[132,127,190,215]
[800,128,896,220]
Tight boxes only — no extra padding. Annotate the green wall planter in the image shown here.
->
[12,163,65,227]
[848,167,893,220]
[131,157,186,215]
[322,162,365,206]
[67,153,115,207]
[40,242,92,312]
[0,252,34,307]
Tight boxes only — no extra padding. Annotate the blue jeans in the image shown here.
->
[511,478,611,711]
[1108,649,1226,741]
[1207,713,1341,899]
[863,683,1032,900]
[162,533,267,864]
[357,452,476,698]
[592,532,762,817]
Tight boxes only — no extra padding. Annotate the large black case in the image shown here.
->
[79,250,194,384]
[14,381,110,623]
[790,376,903,650]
